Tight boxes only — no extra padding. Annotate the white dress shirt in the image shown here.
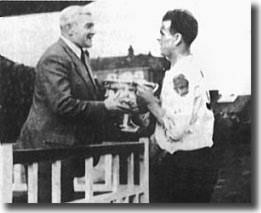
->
[60,36,97,88]
[61,35,82,59]
[154,55,214,154]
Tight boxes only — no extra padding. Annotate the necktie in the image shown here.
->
[81,49,97,90]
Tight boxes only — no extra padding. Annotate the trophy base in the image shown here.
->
[119,125,139,133]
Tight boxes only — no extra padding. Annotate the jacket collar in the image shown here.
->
[57,38,97,96]
[60,36,82,59]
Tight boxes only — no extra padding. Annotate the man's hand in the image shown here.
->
[126,99,139,113]
[136,85,166,125]
[136,85,159,106]
[104,92,132,113]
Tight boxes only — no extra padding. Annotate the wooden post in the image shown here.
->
[112,154,120,192]
[139,137,149,203]
[13,164,27,191]
[127,152,134,187]
[0,143,13,203]
[51,160,61,203]
[138,193,143,203]
[104,154,112,189]
[84,157,93,202]
[133,193,139,203]
[27,163,38,203]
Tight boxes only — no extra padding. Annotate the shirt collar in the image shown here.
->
[61,35,82,59]
[168,54,193,72]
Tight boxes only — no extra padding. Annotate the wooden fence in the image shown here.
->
[0,138,149,203]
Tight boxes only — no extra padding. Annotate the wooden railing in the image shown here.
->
[1,138,149,203]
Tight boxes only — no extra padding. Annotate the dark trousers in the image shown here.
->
[149,142,218,203]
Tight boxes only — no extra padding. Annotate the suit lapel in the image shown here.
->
[81,52,97,91]
[58,39,97,96]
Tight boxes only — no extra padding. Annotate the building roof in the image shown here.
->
[90,52,169,72]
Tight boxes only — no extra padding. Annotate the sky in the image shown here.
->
[0,0,251,95]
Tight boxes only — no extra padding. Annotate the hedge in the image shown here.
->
[0,55,35,143]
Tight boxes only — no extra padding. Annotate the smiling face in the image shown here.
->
[69,13,95,48]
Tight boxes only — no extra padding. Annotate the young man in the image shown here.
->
[16,5,131,202]
[136,9,217,202]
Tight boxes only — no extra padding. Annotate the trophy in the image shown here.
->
[104,72,158,133]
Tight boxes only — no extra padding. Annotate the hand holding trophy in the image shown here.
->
[104,72,158,132]
[135,80,159,113]
[104,85,132,113]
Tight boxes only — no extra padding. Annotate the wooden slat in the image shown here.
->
[51,160,61,203]
[69,185,145,203]
[138,193,143,203]
[0,144,13,203]
[104,154,112,189]
[27,163,38,203]
[84,157,93,201]
[133,193,139,203]
[13,142,144,164]
[112,155,120,192]
[139,138,149,203]
[13,164,27,191]
[127,152,134,187]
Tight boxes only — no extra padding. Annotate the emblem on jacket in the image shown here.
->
[173,74,189,96]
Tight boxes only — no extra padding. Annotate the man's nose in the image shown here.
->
[89,27,95,35]
[88,32,95,38]
[157,38,161,43]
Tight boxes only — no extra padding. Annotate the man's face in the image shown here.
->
[70,14,95,48]
[158,20,176,58]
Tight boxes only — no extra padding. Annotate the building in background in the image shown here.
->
[91,46,169,87]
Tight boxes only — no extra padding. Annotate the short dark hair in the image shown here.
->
[162,9,198,46]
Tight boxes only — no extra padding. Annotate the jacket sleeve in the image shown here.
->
[37,54,108,122]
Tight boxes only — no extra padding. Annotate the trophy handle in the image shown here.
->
[139,81,159,94]
[152,83,159,93]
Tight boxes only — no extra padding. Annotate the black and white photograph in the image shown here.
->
[0,0,253,206]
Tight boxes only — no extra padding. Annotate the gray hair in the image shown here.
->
[59,5,91,34]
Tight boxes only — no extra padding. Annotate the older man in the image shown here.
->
[16,5,130,202]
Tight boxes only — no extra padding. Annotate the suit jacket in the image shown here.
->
[17,39,107,149]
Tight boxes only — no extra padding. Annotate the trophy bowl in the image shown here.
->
[103,79,158,132]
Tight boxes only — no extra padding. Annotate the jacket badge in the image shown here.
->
[173,74,189,96]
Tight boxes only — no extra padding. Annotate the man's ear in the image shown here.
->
[66,24,74,36]
[173,33,182,46]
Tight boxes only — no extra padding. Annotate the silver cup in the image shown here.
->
[104,79,158,132]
